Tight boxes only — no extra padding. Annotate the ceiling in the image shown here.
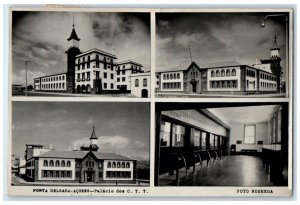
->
[207,105,277,125]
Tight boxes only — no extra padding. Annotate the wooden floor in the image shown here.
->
[159,155,287,186]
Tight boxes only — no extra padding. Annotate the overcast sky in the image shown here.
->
[12,102,150,161]
[12,11,150,85]
[156,12,288,77]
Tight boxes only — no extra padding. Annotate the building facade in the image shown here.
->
[130,72,150,98]
[116,61,144,92]
[21,127,137,184]
[156,35,282,95]
[34,24,146,96]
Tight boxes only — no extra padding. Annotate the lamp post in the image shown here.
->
[261,14,288,94]
[25,60,34,96]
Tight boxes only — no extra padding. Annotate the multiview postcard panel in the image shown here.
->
[155,102,289,187]
[11,11,151,98]
[155,12,291,98]
[11,102,150,186]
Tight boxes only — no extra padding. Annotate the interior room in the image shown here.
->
[155,103,289,186]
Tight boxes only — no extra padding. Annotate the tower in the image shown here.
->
[270,32,282,93]
[66,21,81,93]
[80,125,99,151]
[89,125,99,151]
[260,31,282,93]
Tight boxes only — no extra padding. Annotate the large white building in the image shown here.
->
[21,126,137,183]
[34,23,148,97]
[155,34,282,95]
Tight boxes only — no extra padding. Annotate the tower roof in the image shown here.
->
[67,26,80,41]
[90,126,97,139]
[271,31,280,50]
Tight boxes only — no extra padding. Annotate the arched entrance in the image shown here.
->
[141,89,148,98]
[86,84,91,94]
[81,85,86,93]
[76,85,81,93]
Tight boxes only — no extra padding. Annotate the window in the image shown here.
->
[160,121,171,147]
[126,162,130,168]
[135,79,139,87]
[192,128,201,147]
[122,77,125,82]
[76,161,80,168]
[55,160,60,167]
[43,160,48,167]
[117,78,120,82]
[209,134,215,149]
[104,83,107,89]
[201,132,207,149]
[107,162,111,168]
[177,73,180,79]
[61,160,65,167]
[87,72,90,81]
[112,162,116,168]
[122,162,125,168]
[111,83,113,89]
[232,69,236,76]
[49,160,54,167]
[55,171,59,178]
[117,162,120,168]
[216,70,220,77]
[143,78,147,87]
[122,70,125,75]
[244,125,256,144]
[172,124,185,147]
[99,162,102,168]
[226,69,230,76]
[221,69,225,77]
[104,72,107,79]
[111,73,114,79]
[66,160,71,167]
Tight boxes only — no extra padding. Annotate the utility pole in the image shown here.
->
[25,60,34,96]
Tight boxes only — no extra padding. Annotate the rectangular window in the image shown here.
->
[99,172,103,178]
[110,83,113,89]
[117,78,120,82]
[201,132,207,149]
[76,171,80,178]
[104,72,107,79]
[244,125,256,144]
[172,124,185,147]
[87,72,90,81]
[104,83,107,89]
[122,77,125,82]
[122,70,125,75]
[192,128,201,147]
[160,121,171,147]
[209,134,215,149]
[111,73,114,79]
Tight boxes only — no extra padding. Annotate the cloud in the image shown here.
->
[12,12,150,85]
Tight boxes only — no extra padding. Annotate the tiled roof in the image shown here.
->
[158,61,242,73]
[36,150,134,161]
[92,152,133,161]
[37,150,88,159]
[197,61,242,69]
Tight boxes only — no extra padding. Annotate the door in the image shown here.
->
[86,171,94,182]
[141,89,148,98]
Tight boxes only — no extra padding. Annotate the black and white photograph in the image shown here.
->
[155,102,289,187]
[11,11,151,97]
[155,12,290,98]
[11,102,150,186]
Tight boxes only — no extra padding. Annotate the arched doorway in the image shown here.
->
[141,89,148,98]
[86,84,91,94]
[81,85,86,93]
[76,85,81,93]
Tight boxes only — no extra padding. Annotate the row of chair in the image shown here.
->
[160,149,226,183]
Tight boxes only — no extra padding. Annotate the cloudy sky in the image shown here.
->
[12,102,150,161]
[156,12,288,76]
[12,11,150,85]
